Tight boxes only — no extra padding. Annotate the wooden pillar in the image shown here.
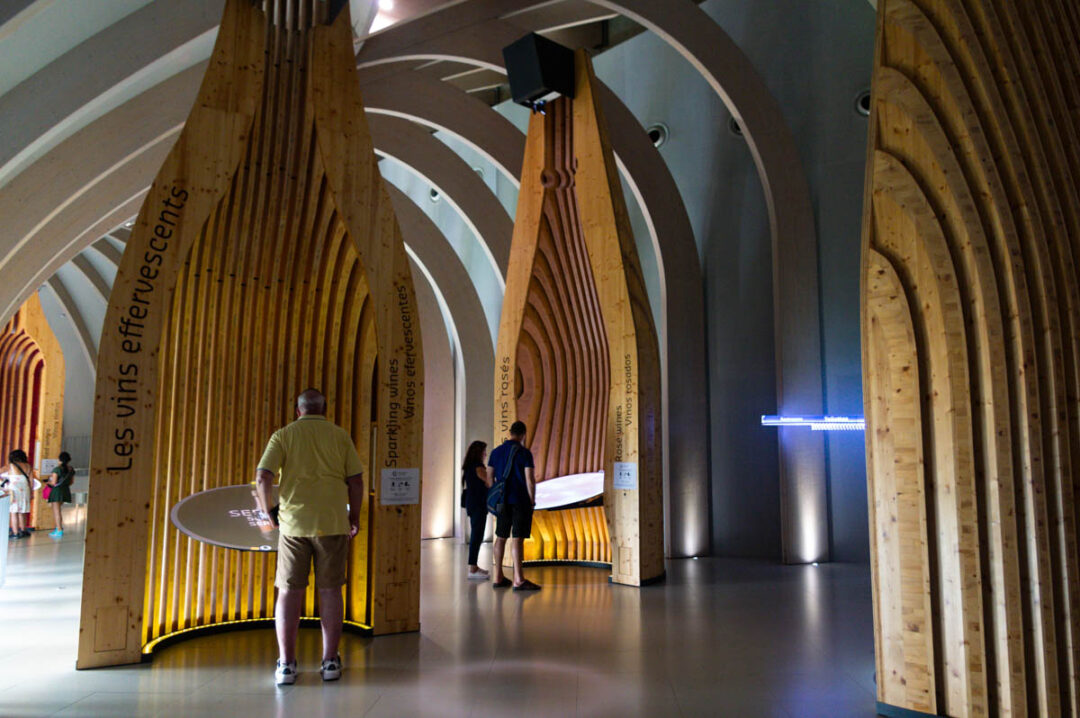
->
[862,0,1080,715]
[78,0,423,669]
[494,49,663,585]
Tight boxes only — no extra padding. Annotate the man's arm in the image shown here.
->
[255,469,277,524]
[347,473,364,538]
[525,467,535,505]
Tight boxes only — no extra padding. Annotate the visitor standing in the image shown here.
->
[4,450,33,539]
[461,440,490,580]
[254,389,365,686]
[486,421,540,591]
[45,451,74,537]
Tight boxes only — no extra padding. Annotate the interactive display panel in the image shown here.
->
[533,472,604,511]
[169,485,279,552]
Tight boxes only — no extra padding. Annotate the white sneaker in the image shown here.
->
[467,568,490,580]
[275,660,297,686]
[320,655,342,681]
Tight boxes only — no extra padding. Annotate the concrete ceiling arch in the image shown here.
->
[361,71,525,185]
[367,113,513,280]
[70,255,111,301]
[41,275,95,370]
[0,0,220,186]
[385,184,494,447]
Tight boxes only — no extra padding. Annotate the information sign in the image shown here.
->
[380,467,420,505]
[613,462,638,490]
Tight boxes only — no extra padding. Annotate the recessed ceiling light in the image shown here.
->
[378,0,394,10]
[855,90,872,117]
[646,123,669,148]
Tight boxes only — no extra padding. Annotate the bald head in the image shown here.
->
[297,388,327,416]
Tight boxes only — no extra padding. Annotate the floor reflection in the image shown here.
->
[0,527,876,717]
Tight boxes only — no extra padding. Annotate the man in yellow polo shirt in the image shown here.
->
[254,388,364,686]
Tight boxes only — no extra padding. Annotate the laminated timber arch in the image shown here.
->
[0,294,64,531]
[863,0,1080,714]
[495,51,662,586]
[78,0,424,669]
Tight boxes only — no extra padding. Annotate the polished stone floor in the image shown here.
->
[0,513,877,717]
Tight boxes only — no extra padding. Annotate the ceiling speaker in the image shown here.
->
[502,33,575,111]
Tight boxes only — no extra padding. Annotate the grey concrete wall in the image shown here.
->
[704,0,876,561]
[587,0,876,561]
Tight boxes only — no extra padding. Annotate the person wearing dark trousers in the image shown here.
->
[486,421,540,591]
[461,440,490,580]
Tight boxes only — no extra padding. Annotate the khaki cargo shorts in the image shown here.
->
[275,534,349,590]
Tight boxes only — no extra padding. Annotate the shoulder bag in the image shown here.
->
[486,444,520,516]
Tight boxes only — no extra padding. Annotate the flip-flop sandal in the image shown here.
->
[512,580,541,591]
[492,577,513,588]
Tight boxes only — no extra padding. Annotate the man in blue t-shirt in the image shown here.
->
[486,420,540,591]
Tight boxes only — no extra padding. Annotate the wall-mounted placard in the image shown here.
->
[381,468,420,506]
[613,462,637,491]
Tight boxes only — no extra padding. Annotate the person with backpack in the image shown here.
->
[44,451,75,538]
[486,421,540,591]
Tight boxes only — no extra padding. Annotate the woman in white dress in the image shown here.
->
[4,449,34,539]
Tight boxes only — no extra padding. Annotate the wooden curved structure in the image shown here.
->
[78,0,424,669]
[863,0,1080,714]
[0,295,63,530]
[495,50,662,586]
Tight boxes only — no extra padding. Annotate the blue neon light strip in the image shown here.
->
[760,415,865,431]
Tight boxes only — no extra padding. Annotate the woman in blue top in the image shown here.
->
[461,441,490,580]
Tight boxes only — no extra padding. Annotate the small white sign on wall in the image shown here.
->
[380,467,420,505]
[40,458,59,476]
[613,462,638,490]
